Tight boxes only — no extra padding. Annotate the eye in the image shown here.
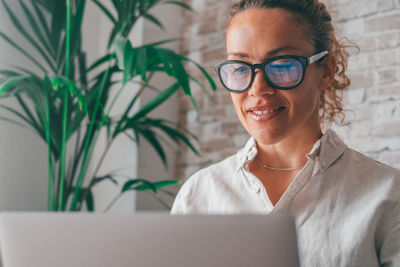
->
[269,60,296,71]
[232,65,249,75]
[266,59,303,84]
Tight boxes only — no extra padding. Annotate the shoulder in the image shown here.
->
[320,129,400,205]
[170,153,238,214]
[323,129,400,181]
[336,145,400,189]
[179,153,238,195]
[325,135,400,221]
[176,136,255,193]
[343,148,400,177]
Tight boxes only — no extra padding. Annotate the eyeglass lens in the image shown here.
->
[266,59,303,88]
[219,58,303,91]
[220,63,252,91]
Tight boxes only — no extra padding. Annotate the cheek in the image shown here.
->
[291,82,321,114]
[230,93,247,122]
[230,94,243,113]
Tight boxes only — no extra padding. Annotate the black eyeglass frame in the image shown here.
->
[214,51,329,93]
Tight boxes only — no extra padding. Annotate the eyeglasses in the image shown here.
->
[214,51,329,93]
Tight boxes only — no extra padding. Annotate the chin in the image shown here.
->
[249,127,287,146]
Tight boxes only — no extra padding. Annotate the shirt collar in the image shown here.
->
[235,129,347,172]
[236,137,257,171]
[318,129,348,171]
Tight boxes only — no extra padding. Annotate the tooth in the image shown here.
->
[253,107,283,115]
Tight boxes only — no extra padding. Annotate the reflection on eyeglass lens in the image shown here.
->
[267,59,302,85]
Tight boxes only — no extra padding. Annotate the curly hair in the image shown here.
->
[228,0,351,125]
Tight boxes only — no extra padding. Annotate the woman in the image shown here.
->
[171,0,400,266]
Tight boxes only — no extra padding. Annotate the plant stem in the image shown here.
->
[103,193,121,212]
[68,127,90,191]
[92,138,114,179]
[106,84,126,116]
[65,0,71,78]
[58,0,72,211]
[58,94,68,211]
[70,64,111,211]
[113,73,154,137]
[69,125,81,187]
[45,87,55,211]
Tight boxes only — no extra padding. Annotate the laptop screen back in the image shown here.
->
[0,212,299,267]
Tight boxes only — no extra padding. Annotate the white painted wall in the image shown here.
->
[0,1,48,211]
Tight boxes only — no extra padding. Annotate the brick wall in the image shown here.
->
[176,0,400,181]
[327,0,400,169]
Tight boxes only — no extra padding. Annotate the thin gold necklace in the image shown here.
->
[255,156,305,171]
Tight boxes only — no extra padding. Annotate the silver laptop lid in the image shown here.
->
[0,212,299,267]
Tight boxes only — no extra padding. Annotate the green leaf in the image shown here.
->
[69,0,86,60]
[130,83,180,122]
[85,189,94,211]
[113,37,129,70]
[134,180,179,191]
[31,1,52,53]
[15,94,42,136]
[0,70,21,77]
[180,55,217,91]
[121,179,157,193]
[138,128,167,167]
[123,42,136,84]
[9,65,37,76]
[35,0,53,13]
[156,121,199,155]
[48,75,88,114]
[0,104,36,130]
[0,32,47,73]
[78,52,87,88]
[91,175,118,187]
[136,47,148,81]
[0,76,30,95]
[142,13,165,30]
[50,1,66,55]
[93,0,117,24]
[107,27,120,49]
[0,116,29,129]
[18,0,55,58]
[1,0,56,71]
[142,38,181,48]
[87,54,115,72]
[137,117,199,155]
[159,49,190,94]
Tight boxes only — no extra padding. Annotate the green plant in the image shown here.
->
[0,0,215,211]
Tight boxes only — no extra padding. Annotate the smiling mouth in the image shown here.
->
[248,106,285,121]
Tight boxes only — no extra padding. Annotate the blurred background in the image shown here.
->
[0,0,399,212]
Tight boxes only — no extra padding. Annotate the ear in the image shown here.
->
[320,54,336,91]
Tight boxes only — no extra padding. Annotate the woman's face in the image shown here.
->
[227,8,329,146]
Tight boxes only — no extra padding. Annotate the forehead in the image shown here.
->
[226,8,313,59]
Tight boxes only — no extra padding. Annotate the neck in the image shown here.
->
[255,129,322,169]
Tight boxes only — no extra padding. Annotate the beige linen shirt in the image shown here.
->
[171,129,400,267]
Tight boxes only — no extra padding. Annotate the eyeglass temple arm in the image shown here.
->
[308,51,329,64]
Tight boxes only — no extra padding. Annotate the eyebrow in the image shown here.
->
[227,46,298,59]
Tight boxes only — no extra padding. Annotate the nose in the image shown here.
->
[248,69,275,97]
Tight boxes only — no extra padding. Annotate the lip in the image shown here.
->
[247,105,286,122]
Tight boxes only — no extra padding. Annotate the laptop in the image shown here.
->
[0,212,299,267]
